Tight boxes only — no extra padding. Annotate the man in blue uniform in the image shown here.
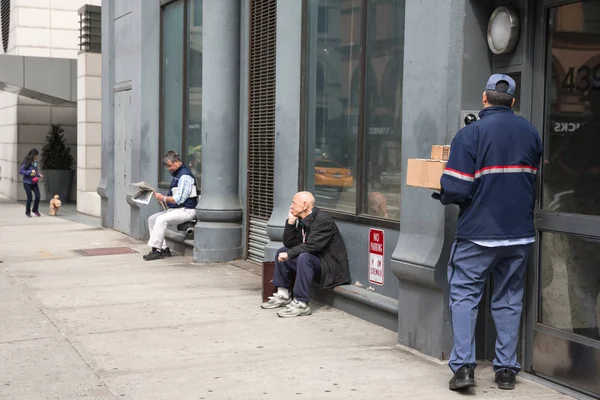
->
[144,151,198,261]
[434,75,542,391]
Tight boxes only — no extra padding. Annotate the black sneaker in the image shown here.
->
[162,248,172,257]
[495,368,516,390]
[143,249,164,261]
[449,365,476,391]
[26,213,31,218]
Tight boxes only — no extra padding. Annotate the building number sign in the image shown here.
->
[561,65,600,93]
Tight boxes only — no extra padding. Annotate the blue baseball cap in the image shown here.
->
[486,74,516,96]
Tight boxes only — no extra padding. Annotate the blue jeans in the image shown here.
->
[273,247,321,303]
[448,240,531,374]
[23,183,40,214]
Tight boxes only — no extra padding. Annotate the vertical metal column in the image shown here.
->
[193,0,243,263]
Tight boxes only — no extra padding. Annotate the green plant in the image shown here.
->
[41,124,74,170]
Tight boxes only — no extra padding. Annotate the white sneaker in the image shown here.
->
[261,293,291,309]
[277,299,312,318]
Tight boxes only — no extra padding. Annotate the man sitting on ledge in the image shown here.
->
[144,151,198,261]
[261,191,350,317]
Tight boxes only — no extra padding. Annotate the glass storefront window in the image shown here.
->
[304,0,404,221]
[186,0,203,186]
[364,0,403,220]
[160,0,184,183]
[305,0,361,215]
[159,0,203,185]
[541,0,600,216]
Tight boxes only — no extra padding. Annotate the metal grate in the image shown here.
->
[248,217,269,264]
[248,0,276,219]
[1,0,10,53]
[247,0,277,263]
[73,247,138,257]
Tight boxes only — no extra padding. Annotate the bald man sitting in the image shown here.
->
[261,191,351,317]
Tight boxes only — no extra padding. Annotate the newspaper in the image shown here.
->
[130,181,167,210]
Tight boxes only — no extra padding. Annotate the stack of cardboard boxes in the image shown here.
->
[406,145,451,190]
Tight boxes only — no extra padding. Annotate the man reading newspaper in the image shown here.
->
[143,151,198,261]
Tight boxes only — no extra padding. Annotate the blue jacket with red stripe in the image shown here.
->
[439,106,542,240]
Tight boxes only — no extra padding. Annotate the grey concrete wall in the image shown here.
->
[128,0,161,240]
[336,222,400,296]
[390,0,467,360]
[462,1,494,111]
[264,0,303,261]
[99,0,161,238]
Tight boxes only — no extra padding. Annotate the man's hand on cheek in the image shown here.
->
[287,211,297,224]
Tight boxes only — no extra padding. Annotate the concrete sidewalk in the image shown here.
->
[0,197,574,399]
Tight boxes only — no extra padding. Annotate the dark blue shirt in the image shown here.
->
[439,106,543,240]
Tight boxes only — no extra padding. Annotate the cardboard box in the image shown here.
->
[431,145,451,161]
[406,158,447,190]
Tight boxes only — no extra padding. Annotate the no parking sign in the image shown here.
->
[369,229,384,286]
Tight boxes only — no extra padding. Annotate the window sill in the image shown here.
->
[319,209,400,230]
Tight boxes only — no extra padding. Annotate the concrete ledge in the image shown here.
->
[165,230,194,257]
[312,283,398,333]
[161,236,399,332]
[331,284,399,315]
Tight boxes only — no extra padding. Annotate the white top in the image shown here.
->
[469,237,535,247]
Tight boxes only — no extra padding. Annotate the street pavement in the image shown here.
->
[0,196,576,399]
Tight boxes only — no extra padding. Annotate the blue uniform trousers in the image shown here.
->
[448,240,531,374]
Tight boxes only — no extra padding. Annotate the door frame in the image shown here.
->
[525,0,600,395]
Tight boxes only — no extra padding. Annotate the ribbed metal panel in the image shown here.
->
[1,0,10,53]
[247,0,277,263]
[248,217,269,264]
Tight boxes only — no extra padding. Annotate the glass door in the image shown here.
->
[530,1,600,397]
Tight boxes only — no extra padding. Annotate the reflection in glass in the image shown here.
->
[540,232,600,341]
[305,0,362,214]
[160,0,184,183]
[364,0,404,220]
[305,0,404,220]
[542,1,600,216]
[186,0,203,185]
[539,231,600,393]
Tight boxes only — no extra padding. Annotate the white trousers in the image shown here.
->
[147,208,196,249]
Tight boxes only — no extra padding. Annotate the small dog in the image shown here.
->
[49,194,62,216]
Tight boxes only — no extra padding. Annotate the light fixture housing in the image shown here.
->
[487,6,520,55]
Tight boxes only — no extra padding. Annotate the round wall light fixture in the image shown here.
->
[487,6,520,55]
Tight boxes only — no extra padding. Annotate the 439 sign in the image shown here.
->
[561,64,600,93]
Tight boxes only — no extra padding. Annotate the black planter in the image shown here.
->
[44,169,74,203]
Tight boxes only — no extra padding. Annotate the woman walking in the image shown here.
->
[20,148,43,217]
